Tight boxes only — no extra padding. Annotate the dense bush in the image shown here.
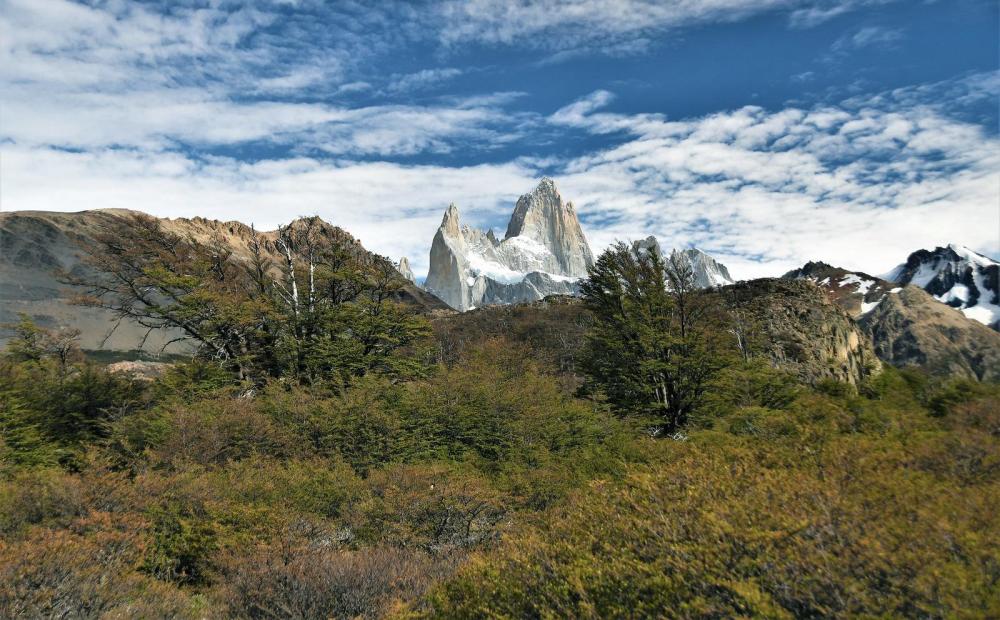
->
[2,315,999,618]
[425,423,1000,618]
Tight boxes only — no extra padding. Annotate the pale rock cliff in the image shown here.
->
[425,179,595,311]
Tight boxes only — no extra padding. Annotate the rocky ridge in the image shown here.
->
[784,260,1000,381]
[424,178,594,311]
[883,244,999,330]
[0,210,447,353]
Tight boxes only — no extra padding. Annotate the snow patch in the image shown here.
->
[935,284,970,305]
[860,297,883,315]
[962,303,1000,327]
[838,274,875,296]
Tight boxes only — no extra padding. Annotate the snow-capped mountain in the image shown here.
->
[397,256,415,283]
[782,260,1000,381]
[633,236,735,289]
[424,178,594,311]
[783,261,900,317]
[883,244,1000,330]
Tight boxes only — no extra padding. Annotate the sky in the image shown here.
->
[1,0,998,281]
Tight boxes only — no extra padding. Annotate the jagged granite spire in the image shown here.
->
[397,256,415,283]
[424,178,595,311]
[632,236,735,289]
[505,177,593,277]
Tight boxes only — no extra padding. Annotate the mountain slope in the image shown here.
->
[434,279,878,387]
[424,178,594,311]
[783,261,899,317]
[784,261,1000,381]
[884,244,1000,330]
[0,209,447,353]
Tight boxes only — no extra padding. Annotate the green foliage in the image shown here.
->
[3,289,999,618]
[144,500,218,586]
[425,419,1000,619]
[73,213,434,388]
[580,242,724,431]
[0,391,61,468]
[692,359,800,428]
[0,319,143,468]
[927,377,1000,417]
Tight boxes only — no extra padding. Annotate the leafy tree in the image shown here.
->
[580,242,722,432]
[0,319,141,463]
[68,213,431,388]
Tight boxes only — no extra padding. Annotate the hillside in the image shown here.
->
[435,278,879,388]
[0,210,447,353]
[784,261,1000,381]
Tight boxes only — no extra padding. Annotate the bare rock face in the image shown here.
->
[397,256,415,283]
[720,279,881,387]
[424,179,595,311]
[784,260,1000,381]
[504,177,593,278]
[633,236,735,288]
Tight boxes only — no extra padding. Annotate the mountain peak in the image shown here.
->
[631,237,735,288]
[441,203,461,235]
[425,179,594,310]
[503,178,592,278]
[885,243,999,330]
[397,256,415,283]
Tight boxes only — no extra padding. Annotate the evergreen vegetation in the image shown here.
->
[1,240,997,618]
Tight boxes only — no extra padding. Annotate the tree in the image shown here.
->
[580,242,721,432]
[67,214,430,388]
[1,318,140,460]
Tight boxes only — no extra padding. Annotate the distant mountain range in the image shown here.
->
[1,179,996,382]
[419,178,735,311]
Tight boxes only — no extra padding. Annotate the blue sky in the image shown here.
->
[1,0,998,279]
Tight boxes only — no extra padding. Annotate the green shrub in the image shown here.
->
[143,500,217,586]
[424,432,1000,619]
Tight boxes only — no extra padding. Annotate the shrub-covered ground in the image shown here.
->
[1,319,998,618]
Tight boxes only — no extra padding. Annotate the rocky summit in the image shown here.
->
[424,178,595,311]
[783,260,1000,382]
[634,236,735,289]
[883,244,1000,330]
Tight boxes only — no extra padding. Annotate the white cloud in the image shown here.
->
[549,76,1000,279]
[387,68,463,94]
[1,0,995,286]
[436,0,901,52]
[0,144,538,278]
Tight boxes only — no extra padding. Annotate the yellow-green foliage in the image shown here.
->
[424,387,1000,619]
[2,320,999,618]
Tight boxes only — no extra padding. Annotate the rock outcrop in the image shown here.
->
[397,257,416,283]
[634,236,735,288]
[784,260,1000,381]
[424,178,595,311]
[883,244,999,330]
[784,261,899,317]
[718,279,880,386]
